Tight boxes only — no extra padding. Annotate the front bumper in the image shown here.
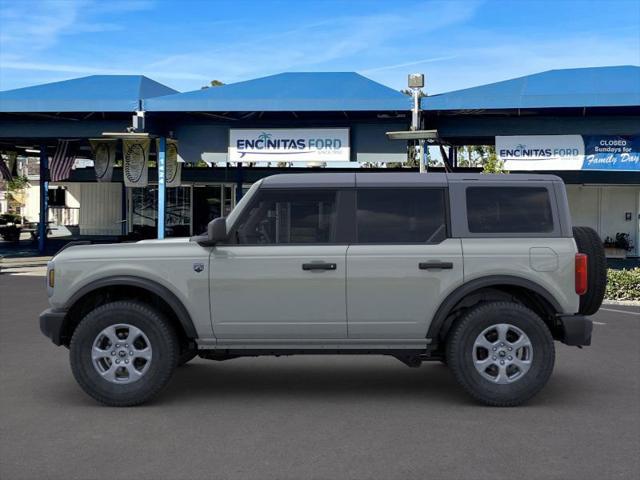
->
[39,308,67,346]
[557,314,593,346]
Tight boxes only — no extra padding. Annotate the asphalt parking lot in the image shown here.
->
[1,273,638,480]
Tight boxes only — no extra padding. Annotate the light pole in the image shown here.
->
[408,73,425,173]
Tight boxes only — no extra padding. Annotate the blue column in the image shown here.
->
[38,145,48,254]
[157,137,166,239]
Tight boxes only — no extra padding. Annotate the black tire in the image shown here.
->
[446,302,555,407]
[70,301,179,407]
[177,348,198,367]
[573,226,607,315]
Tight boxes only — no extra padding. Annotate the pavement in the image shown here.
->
[1,273,639,480]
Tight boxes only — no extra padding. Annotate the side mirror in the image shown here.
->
[207,217,227,244]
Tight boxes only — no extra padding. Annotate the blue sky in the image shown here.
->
[0,0,638,94]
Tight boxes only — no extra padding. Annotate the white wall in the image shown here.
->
[566,185,640,256]
[78,182,122,235]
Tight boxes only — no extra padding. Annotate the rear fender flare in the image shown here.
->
[427,275,562,342]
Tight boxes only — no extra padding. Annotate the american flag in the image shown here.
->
[49,140,79,182]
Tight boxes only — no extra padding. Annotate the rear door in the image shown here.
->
[210,187,349,339]
[346,187,463,339]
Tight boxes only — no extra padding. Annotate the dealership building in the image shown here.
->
[0,66,638,256]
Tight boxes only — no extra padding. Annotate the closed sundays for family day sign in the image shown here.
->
[229,128,350,162]
[497,135,640,171]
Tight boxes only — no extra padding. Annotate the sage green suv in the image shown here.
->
[40,173,605,407]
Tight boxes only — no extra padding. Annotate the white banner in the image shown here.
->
[229,128,350,162]
[496,135,585,170]
[123,138,149,187]
[90,139,116,182]
[156,138,181,187]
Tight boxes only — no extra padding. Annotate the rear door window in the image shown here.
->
[356,188,447,243]
[466,187,554,233]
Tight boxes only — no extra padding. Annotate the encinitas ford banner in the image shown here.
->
[497,135,640,171]
[582,136,640,171]
[229,128,350,162]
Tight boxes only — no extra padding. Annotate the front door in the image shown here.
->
[210,187,348,339]
[346,187,463,339]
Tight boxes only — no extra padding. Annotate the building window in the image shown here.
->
[466,187,553,233]
[356,188,447,243]
[130,186,191,238]
[48,188,66,207]
[233,189,338,244]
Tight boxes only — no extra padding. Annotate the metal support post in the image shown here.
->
[157,137,166,239]
[38,145,48,254]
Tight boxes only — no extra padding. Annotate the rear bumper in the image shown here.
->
[39,308,67,346]
[557,314,593,346]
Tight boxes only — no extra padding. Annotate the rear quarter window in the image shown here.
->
[466,187,554,233]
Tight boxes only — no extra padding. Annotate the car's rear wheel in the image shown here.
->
[70,300,178,406]
[446,301,555,407]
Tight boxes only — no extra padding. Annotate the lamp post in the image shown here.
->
[408,73,425,173]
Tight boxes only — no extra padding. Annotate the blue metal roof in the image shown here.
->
[145,72,411,112]
[422,66,640,111]
[0,75,178,113]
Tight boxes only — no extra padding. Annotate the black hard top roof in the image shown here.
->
[260,172,562,188]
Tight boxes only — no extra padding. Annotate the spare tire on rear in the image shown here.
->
[572,226,607,315]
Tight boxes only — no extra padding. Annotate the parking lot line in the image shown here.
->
[600,308,640,316]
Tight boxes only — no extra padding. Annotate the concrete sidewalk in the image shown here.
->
[0,256,51,272]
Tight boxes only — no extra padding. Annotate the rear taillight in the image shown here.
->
[575,253,588,295]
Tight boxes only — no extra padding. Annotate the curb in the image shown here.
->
[603,299,640,307]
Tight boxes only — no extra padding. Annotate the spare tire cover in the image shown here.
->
[573,226,607,315]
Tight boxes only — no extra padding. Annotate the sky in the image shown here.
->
[0,0,639,94]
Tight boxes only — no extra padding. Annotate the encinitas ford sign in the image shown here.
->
[497,135,640,171]
[496,135,584,170]
[229,128,350,162]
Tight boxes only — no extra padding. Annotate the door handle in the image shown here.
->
[302,262,337,271]
[419,261,453,270]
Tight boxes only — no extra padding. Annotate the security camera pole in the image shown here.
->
[408,73,425,172]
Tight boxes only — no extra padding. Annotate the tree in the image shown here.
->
[201,79,225,89]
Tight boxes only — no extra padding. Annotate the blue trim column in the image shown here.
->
[157,137,166,239]
[38,145,48,254]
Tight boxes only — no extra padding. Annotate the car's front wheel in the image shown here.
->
[446,302,555,407]
[70,300,179,406]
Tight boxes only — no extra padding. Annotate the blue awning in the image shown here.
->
[422,66,640,111]
[145,72,411,112]
[0,75,178,113]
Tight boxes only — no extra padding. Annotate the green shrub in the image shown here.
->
[605,268,640,301]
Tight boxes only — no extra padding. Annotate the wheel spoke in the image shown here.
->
[125,364,144,380]
[104,326,120,346]
[509,336,532,351]
[494,364,510,384]
[133,346,152,361]
[91,346,110,361]
[496,324,510,343]
[125,325,144,343]
[474,335,495,351]
[99,363,118,382]
[512,357,532,375]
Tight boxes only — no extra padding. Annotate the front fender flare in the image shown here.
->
[64,275,197,339]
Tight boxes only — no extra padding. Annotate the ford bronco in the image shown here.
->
[40,173,606,406]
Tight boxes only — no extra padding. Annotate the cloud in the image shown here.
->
[361,56,459,74]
